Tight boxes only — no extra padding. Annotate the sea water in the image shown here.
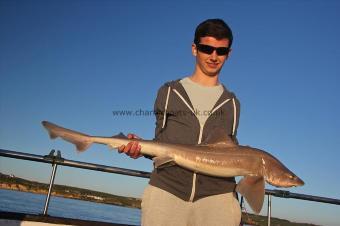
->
[0,189,141,225]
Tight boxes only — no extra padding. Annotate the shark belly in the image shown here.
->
[172,152,259,178]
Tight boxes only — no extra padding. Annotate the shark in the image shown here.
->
[42,121,304,214]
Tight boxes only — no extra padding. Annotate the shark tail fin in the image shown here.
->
[236,176,265,214]
[42,121,93,152]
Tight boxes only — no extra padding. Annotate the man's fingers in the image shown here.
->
[123,142,133,153]
[118,145,125,153]
[131,145,142,159]
[129,141,138,156]
[131,141,139,151]
[117,139,142,159]
[130,144,142,159]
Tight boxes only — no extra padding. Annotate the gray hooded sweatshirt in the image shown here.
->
[149,79,241,202]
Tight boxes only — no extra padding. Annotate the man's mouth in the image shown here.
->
[207,62,219,68]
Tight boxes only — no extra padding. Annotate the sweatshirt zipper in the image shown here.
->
[188,100,232,202]
[189,123,204,202]
[172,88,233,202]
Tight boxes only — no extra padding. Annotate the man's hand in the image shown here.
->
[118,133,142,159]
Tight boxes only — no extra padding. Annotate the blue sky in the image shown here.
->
[1,0,340,225]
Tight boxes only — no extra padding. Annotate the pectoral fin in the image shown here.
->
[236,176,265,214]
[153,156,175,169]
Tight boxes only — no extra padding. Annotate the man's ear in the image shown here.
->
[192,43,197,56]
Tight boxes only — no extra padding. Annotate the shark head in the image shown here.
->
[266,164,304,187]
[273,171,304,187]
[262,154,305,188]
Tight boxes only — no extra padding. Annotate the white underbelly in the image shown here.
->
[174,155,252,177]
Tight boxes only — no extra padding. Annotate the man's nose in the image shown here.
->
[210,50,218,60]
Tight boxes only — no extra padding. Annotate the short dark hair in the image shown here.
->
[194,19,233,47]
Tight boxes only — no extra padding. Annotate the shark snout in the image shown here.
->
[288,174,304,187]
[295,176,304,186]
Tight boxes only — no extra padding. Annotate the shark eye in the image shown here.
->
[289,175,296,179]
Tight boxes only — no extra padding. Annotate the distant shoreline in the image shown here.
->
[0,172,141,209]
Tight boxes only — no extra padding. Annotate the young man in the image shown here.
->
[119,19,241,226]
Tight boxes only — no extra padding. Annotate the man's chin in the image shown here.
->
[205,69,221,77]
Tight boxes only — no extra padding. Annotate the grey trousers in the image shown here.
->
[141,185,241,226]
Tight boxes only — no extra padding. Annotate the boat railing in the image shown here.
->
[1,148,340,226]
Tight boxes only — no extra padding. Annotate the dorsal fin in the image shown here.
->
[201,127,237,147]
[112,132,128,139]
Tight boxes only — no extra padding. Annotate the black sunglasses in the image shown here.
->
[196,44,230,56]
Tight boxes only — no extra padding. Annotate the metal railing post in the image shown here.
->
[41,150,63,216]
[267,194,272,226]
[43,161,58,215]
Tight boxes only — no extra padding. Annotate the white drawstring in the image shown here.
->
[210,98,231,115]
[232,98,237,136]
[172,89,195,114]
[162,86,171,129]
